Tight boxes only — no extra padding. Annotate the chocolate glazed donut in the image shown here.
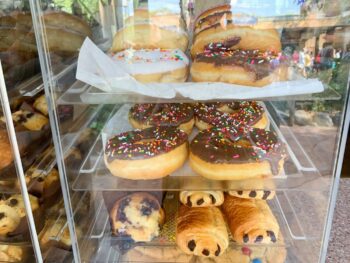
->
[194,101,268,130]
[104,127,188,180]
[189,126,286,180]
[129,104,194,134]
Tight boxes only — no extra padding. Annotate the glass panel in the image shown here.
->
[30,0,350,262]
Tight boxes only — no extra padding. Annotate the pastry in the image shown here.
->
[111,49,189,83]
[0,245,23,262]
[43,12,92,37]
[176,205,229,257]
[179,191,224,207]
[0,110,48,131]
[33,94,48,116]
[221,194,280,245]
[104,127,188,180]
[194,5,232,35]
[228,190,275,200]
[110,192,165,242]
[191,46,287,87]
[191,24,281,56]
[0,130,13,170]
[194,101,268,130]
[129,103,194,134]
[189,126,286,180]
[2,194,39,218]
[0,204,20,235]
[111,24,188,52]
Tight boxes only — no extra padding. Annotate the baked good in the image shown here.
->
[2,194,39,218]
[0,245,23,262]
[194,5,232,35]
[111,49,189,83]
[191,46,287,87]
[0,204,20,235]
[221,194,280,244]
[129,103,194,134]
[33,94,48,116]
[0,110,48,131]
[43,12,92,37]
[228,190,275,200]
[110,192,165,242]
[0,130,13,170]
[191,24,281,56]
[189,126,286,180]
[111,24,188,52]
[104,127,188,180]
[176,205,229,257]
[179,191,224,207]
[194,101,268,130]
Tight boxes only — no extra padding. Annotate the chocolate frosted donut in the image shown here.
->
[104,127,188,180]
[189,126,286,180]
[194,101,268,130]
[129,104,194,134]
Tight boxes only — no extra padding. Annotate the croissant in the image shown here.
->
[221,194,279,244]
[176,205,229,257]
[179,191,224,207]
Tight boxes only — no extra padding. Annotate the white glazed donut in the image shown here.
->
[111,49,189,83]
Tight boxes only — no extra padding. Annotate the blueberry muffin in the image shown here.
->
[110,192,165,242]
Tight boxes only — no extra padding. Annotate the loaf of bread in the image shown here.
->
[176,205,229,257]
[221,194,280,245]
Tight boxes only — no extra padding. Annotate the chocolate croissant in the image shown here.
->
[176,205,229,257]
[179,191,224,207]
[221,194,279,245]
[228,190,275,200]
[110,192,165,242]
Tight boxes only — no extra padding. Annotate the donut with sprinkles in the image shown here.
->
[189,126,286,180]
[194,101,268,130]
[129,104,194,134]
[104,126,188,180]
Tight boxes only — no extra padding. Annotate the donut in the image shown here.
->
[111,24,188,52]
[104,127,188,180]
[191,46,287,87]
[194,5,232,35]
[189,126,286,180]
[191,23,281,57]
[111,49,189,83]
[129,104,194,134]
[194,101,268,130]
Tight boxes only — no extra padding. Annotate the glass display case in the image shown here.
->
[0,1,81,262]
[29,0,350,262]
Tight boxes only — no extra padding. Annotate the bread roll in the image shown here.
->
[111,24,188,52]
[110,192,165,242]
[221,194,280,244]
[176,205,229,257]
[179,191,224,207]
[1,110,48,131]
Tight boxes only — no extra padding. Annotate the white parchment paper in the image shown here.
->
[77,38,325,100]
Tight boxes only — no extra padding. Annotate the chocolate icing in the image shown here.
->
[190,126,285,175]
[129,104,193,127]
[196,47,276,80]
[194,101,264,128]
[105,127,188,162]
